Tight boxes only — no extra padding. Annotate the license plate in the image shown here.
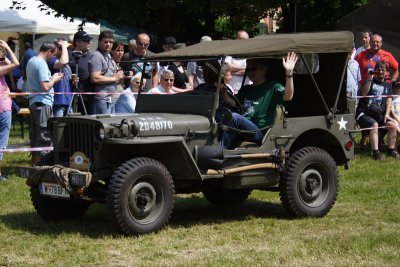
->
[19,167,34,179]
[39,182,70,198]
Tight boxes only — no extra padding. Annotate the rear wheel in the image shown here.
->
[108,158,175,235]
[280,147,339,217]
[30,153,90,220]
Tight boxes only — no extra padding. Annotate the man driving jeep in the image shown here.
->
[222,52,298,149]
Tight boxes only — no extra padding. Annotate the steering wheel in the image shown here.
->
[220,88,243,114]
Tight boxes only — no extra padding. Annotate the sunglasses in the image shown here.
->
[0,58,5,62]
[246,66,258,72]
[133,81,140,84]
[164,78,174,82]
[138,42,150,47]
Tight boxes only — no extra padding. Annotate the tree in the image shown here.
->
[14,0,369,47]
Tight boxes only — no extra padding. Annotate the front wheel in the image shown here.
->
[108,158,175,235]
[30,187,90,220]
[280,147,339,218]
[30,152,90,220]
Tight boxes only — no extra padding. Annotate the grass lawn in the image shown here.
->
[0,129,399,266]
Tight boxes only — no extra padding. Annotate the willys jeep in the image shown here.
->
[20,31,355,235]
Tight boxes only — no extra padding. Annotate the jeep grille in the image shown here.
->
[68,121,95,159]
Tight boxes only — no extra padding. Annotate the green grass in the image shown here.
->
[0,130,399,266]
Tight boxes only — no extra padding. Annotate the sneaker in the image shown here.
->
[372,150,382,161]
[0,175,8,181]
[387,149,400,159]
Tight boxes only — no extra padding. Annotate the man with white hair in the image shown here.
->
[148,70,175,94]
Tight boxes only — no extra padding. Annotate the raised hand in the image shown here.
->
[282,52,298,74]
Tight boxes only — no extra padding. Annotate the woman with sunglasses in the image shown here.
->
[0,40,20,180]
[221,52,298,149]
[115,73,146,113]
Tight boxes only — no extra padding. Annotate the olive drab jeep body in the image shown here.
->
[20,31,356,235]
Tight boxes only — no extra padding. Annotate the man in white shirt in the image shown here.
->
[225,30,252,94]
[148,69,175,94]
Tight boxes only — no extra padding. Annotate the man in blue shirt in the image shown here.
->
[26,41,63,166]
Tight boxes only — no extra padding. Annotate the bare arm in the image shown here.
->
[171,86,193,93]
[385,97,393,123]
[91,70,124,84]
[188,74,194,88]
[53,40,70,69]
[391,69,399,83]
[360,68,374,96]
[282,52,298,101]
[40,73,63,91]
[0,40,20,77]
[152,70,160,87]
[390,106,400,123]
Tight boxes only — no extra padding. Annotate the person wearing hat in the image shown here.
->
[159,36,177,69]
[68,30,94,114]
[162,36,176,52]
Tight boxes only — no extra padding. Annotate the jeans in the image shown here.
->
[222,112,264,149]
[0,111,11,161]
[53,105,70,117]
[92,98,115,114]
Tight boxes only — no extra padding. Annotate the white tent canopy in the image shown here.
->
[0,0,99,35]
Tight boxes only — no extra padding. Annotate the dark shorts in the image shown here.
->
[356,111,384,129]
[29,103,52,156]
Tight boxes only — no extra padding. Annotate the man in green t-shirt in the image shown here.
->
[222,52,298,149]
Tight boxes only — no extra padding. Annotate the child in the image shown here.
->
[222,63,234,94]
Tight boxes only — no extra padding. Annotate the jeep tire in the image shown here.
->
[30,152,90,220]
[108,158,175,235]
[280,147,339,217]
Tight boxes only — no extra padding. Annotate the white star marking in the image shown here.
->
[337,116,348,131]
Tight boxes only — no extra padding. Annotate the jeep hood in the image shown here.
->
[66,113,211,138]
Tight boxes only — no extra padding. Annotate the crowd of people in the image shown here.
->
[0,28,398,176]
[348,30,400,160]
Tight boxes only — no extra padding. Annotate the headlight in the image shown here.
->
[97,126,105,140]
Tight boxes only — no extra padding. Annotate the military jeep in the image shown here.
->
[20,31,355,235]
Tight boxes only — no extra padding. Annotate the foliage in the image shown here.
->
[291,0,370,32]
[16,0,368,45]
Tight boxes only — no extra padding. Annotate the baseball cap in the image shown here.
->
[200,36,212,42]
[74,31,93,42]
[163,36,176,45]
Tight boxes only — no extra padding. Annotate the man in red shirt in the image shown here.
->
[355,34,398,85]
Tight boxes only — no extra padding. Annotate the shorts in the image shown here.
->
[29,103,53,156]
[356,111,384,129]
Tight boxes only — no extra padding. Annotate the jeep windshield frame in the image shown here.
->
[139,31,354,119]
